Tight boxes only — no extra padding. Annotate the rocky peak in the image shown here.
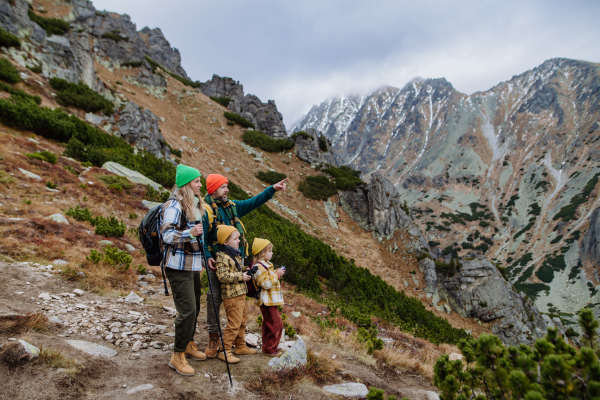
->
[291,128,335,167]
[199,74,287,138]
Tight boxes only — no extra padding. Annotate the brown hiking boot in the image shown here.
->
[205,333,220,359]
[185,341,207,361]
[218,351,240,364]
[169,352,195,376]
[233,345,257,355]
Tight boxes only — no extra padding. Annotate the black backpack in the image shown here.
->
[139,196,186,294]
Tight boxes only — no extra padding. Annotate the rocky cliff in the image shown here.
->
[292,128,335,166]
[200,74,287,138]
[293,58,600,329]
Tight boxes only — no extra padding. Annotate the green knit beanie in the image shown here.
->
[176,164,201,188]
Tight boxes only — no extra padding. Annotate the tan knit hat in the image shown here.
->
[216,225,238,245]
[252,238,271,256]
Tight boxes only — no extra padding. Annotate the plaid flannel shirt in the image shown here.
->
[215,252,247,299]
[253,261,284,307]
[159,198,203,271]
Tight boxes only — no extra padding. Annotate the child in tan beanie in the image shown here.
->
[214,225,256,364]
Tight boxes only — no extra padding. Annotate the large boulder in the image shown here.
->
[580,207,600,267]
[199,74,287,138]
[340,172,419,244]
[102,161,163,191]
[292,128,336,166]
[267,336,307,371]
[115,102,169,158]
[419,257,548,346]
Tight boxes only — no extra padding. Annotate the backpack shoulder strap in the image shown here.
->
[203,203,214,226]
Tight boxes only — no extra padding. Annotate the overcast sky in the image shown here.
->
[92,0,600,128]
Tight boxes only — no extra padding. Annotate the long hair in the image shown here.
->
[253,243,273,265]
[173,183,205,224]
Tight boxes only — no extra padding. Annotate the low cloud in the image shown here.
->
[93,0,600,126]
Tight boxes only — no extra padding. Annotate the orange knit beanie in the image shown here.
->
[206,174,228,195]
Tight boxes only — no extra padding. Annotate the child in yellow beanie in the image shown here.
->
[214,225,256,364]
[251,238,285,357]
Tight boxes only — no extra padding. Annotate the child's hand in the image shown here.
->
[242,272,251,281]
[277,268,285,278]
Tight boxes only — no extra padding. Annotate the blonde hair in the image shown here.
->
[253,242,273,264]
[172,183,205,224]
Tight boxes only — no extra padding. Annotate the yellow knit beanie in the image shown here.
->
[216,225,238,245]
[252,238,271,255]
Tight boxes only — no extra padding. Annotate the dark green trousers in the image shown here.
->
[165,268,201,353]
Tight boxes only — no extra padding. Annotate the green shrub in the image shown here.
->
[46,181,57,189]
[0,81,41,104]
[229,180,469,345]
[27,9,70,35]
[322,165,364,191]
[433,314,600,400]
[87,245,132,269]
[513,282,550,301]
[554,173,600,222]
[256,170,287,185]
[101,31,128,43]
[0,170,16,184]
[97,175,134,192]
[128,213,138,219]
[64,165,79,176]
[318,134,328,152]
[290,131,312,141]
[27,150,57,164]
[93,215,126,237]
[49,77,114,115]
[158,139,182,158]
[0,58,21,84]
[0,28,20,48]
[27,66,42,74]
[242,130,294,152]
[356,326,384,354]
[298,175,338,200]
[121,61,143,68]
[366,387,397,400]
[209,96,231,107]
[0,97,175,187]
[145,184,170,202]
[225,111,255,129]
[66,206,94,222]
[143,56,200,88]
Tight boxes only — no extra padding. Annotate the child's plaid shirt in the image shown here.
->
[253,261,284,307]
[215,252,247,299]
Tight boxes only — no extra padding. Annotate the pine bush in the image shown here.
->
[121,61,143,68]
[298,175,338,200]
[49,77,114,115]
[143,56,200,88]
[27,9,70,35]
[209,96,231,107]
[0,28,20,48]
[0,58,21,84]
[256,170,287,185]
[101,31,128,43]
[65,206,94,222]
[242,130,294,152]
[433,315,600,400]
[97,175,134,192]
[225,111,255,129]
[93,215,126,237]
[26,150,57,164]
[0,81,41,104]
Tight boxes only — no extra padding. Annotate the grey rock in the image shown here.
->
[268,336,307,371]
[17,340,40,360]
[18,168,42,181]
[48,214,69,224]
[322,382,369,398]
[73,289,84,296]
[48,316,63,325]
[115,102,170,159]
[580,208,600,267]
[124,244,136,252]
[142,200,162,210]
[85,113,106,126]
[293,128,336,166]
[340,172,418,243]
[66,340,117,356]
[131,60,166,88]
[52,259,68,266]
[131,340,142,352]
[200,75,287,138]
[127,384,153,394]
[102,161,163,191]
[99,240,114,247]
[124,291,144,304]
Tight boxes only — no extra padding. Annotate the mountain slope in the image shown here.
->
[292,58,600,323]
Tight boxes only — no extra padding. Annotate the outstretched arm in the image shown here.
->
[234,178,288,217]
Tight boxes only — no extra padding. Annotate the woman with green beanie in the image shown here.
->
[159,164,207,376]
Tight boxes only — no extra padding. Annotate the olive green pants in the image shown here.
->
[165,268,201,353]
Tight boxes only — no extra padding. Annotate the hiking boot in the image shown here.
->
[185,341,207,361]
[205,333,220,359]
[233,345,257,355]
[218,351,240,364]
[262,350,283,357]
[169,352,195,376]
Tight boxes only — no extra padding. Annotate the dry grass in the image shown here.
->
[0,312,48,334]
[245,348,341,398]
[0,341,30,368]
[35,346,78,370]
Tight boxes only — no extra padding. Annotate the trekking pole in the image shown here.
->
[198,233,233,388]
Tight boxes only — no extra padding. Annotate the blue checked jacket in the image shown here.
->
[159,197,204,271]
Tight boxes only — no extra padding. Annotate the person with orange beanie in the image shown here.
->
[202,173,288,358]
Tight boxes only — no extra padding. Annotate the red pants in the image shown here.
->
[260,305,283,354]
